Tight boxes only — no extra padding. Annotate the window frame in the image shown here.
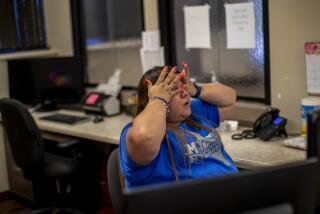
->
[158,0,270,104]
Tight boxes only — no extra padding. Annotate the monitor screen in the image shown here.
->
[8,57,85,107]
[124,158,319,214]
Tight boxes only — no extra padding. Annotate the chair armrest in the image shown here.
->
[42,131,81,148]
[57,139,81,148]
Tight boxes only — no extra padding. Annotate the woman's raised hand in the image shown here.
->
[180,62,197,97]
[145,66,181,102]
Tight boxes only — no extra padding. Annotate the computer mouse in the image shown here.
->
[93,115,104,123]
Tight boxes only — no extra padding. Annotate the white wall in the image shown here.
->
[269,0,320,134]
[43,0,74,56]
[143,0,159,31]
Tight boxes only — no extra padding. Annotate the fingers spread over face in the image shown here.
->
[168,74,182,90]
[181,62,189,77]
[164,66,177,85]
[156,66,169,84]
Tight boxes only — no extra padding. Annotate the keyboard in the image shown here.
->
[40,113,90,125]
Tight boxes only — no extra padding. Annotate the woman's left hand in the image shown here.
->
[180,62,197,97]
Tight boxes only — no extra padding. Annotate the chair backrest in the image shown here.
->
[0,98,44,178]
[107,148,124,214]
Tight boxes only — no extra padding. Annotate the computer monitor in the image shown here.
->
[307,109,320,159]
[8,57,85,110]
[123,158,319,214]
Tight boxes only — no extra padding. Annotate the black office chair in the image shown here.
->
[107,148,124,214]
[0,98,82,213]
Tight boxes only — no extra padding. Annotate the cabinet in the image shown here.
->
[0,124,9,193]
[4,131,34,200]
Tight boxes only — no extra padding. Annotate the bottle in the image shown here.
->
[301,96,320,134]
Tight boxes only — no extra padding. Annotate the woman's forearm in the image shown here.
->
[199,83,237,107]
[126,100,167,164]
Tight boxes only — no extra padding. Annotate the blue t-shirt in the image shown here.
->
[119,99,238,189]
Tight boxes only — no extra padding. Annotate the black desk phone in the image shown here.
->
[253,107,288,141]
[232,107,288,141]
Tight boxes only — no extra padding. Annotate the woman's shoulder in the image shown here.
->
[119,122,133,142]
[122,122,133,131]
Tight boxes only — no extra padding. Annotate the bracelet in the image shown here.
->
[150,96,170,117]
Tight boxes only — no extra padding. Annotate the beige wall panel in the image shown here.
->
[43,0,74,56]
[269,0,320,134]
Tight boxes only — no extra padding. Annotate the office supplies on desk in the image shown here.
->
[231,107,288,141]
[120,89,137,117]
[301,96,320,134]
[253,107,288,141]
[40,113,90,125]
[93,115,104,123]
[283,136,306,150]
[82,92,120,116]
[231,129,256,140]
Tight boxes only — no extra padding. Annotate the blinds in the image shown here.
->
[0,0,46,53]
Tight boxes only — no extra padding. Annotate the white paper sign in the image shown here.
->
[140,47,165,73]
[305,43,320,94]
[225,2,256,49]
[183,5,211,49]
[306,55,320,94]
[142,30,161,51]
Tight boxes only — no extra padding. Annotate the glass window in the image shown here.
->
[83,0,143,46]
[83,0,144,86]
[159,0,270,104]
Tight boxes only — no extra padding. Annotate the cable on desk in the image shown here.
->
[231,129,257,140]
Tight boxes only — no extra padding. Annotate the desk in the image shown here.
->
[32,110,132,144]
[221,130,306,169]
[32,110,306,169]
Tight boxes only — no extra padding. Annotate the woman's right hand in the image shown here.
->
[145,66,181,102]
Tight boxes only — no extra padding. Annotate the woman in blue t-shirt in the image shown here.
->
[119,64,238,189]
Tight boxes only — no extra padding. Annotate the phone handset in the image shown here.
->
[253,107,288,141]
[252,107,280,133]
[231,107,288,141]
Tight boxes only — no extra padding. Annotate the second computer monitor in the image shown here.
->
[8,57,85,108]
[124,158,319,214]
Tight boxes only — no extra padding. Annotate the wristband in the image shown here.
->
[150,96,170,116]
[191,81,202,98]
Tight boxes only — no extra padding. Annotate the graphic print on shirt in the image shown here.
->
[185,129,231,166]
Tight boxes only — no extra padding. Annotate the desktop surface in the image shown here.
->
[31,110,305,169]
[32,109,132,144]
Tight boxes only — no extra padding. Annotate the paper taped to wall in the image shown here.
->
[305,42,320,95]
[142,30,161,51]
[140,47,165,73]
[183,4,211,49]
[225,2,256,49]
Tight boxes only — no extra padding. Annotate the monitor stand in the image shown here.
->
[31,100,58,112]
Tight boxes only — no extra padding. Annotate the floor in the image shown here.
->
[0,200,32,214]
